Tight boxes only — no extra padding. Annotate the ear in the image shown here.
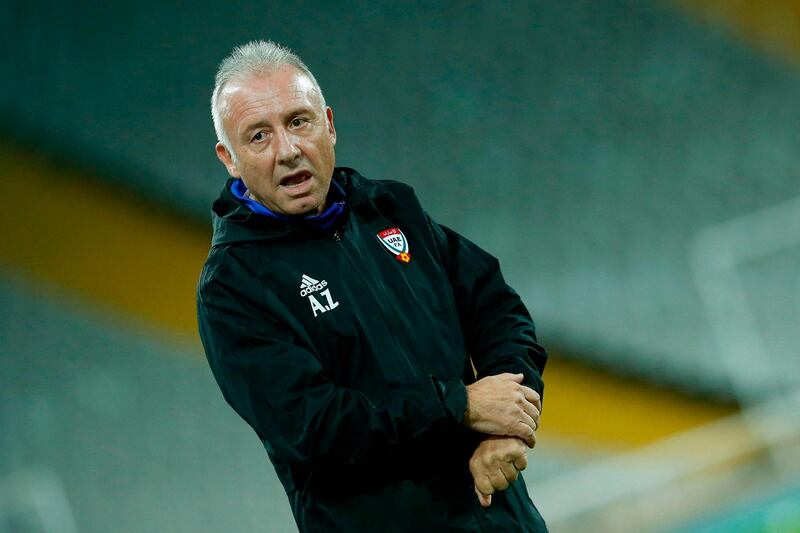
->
[325,107,337,146]
[215,142,240,178]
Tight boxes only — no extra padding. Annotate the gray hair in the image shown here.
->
[211,40,326,153]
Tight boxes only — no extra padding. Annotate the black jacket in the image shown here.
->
[197,168,548,532]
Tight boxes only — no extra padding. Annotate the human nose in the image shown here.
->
[274,128,301,165]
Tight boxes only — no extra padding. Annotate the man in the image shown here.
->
[197,40,548,532]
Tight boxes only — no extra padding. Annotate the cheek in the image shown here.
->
[319,142,335,168]
[241,155,275,181]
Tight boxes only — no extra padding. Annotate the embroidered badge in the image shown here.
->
[299,274,339,317]
[377,227,411,263]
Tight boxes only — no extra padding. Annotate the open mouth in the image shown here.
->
[279,171,312,188]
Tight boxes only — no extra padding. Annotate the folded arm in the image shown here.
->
[428,218,547,503]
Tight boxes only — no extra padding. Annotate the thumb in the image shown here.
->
[501,372,524,383]
[475,486,492,507]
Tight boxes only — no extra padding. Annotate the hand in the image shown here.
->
[463,373,541,447]
[470,436,528,507]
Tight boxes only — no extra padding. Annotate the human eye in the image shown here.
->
[251,131,267,143]
[290,116,310,128]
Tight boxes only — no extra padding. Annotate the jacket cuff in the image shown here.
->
[432,376,468,424]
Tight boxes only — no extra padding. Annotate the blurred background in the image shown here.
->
[2,0,800,531]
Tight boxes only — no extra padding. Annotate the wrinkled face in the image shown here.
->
[215,66,336,216]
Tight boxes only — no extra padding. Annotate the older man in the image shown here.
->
[197,40,548,532]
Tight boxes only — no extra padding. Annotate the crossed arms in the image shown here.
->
[464,373,542,506]
[199,290,542,507]
[197,220,546,507]
[432,220,546,506]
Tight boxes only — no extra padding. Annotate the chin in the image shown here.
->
[287,200,324,216]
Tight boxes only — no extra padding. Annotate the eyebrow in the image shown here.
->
[241,105,318,135]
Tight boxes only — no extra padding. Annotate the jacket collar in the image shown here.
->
[210,167,389,247]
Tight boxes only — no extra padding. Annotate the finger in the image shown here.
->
[512,420,536,448]
[519,400,541,428]
[497,437,528,462]
[520,386,541,411]
[512,421,538,448]
[514,453,528,471]
[474,473,495,497]
[488,470,510,491]
[475,486,492,507]
[512,411,538,434]
[469,457,480,477]
[499,461,519,483]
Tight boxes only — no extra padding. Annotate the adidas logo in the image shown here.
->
[299,274,328,297]
[299,274,340,317]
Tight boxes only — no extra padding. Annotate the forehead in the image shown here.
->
[221,67,320,126]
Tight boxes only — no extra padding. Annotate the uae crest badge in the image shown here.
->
[377,227,411,263]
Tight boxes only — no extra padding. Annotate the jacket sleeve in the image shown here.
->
[197,271,466,471]
[427,218,547,397]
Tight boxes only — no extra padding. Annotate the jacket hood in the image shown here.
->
[210,167,389,247]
